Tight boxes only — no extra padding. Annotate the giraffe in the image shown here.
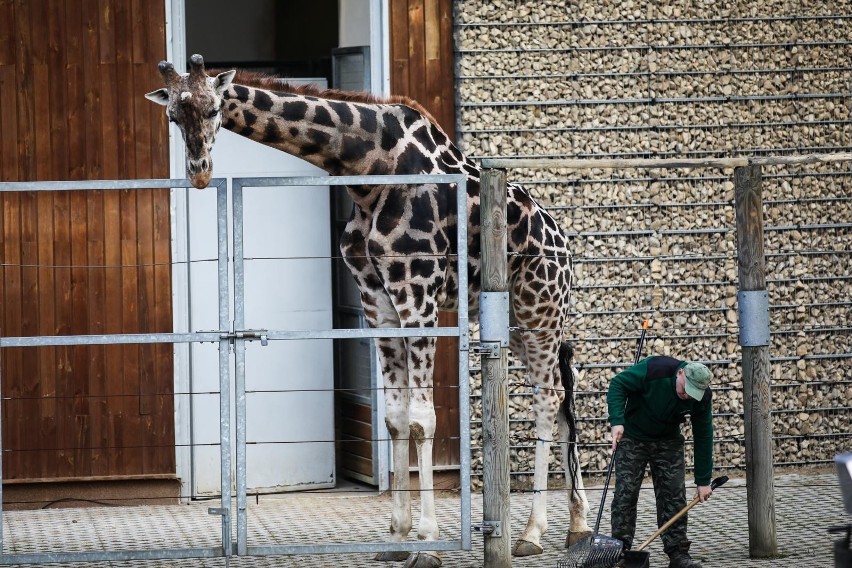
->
[146,54,592,567]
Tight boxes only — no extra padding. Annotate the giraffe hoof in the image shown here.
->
[375,551,411,562]
[402,551,442,568]
[565,530,593,548]
[512,539,543,556]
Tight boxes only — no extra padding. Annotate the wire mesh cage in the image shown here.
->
[456,1,852,484]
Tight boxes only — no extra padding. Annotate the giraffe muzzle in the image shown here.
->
[190,172,212,189]
[188,159,212,189]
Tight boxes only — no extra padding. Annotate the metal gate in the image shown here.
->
[0,177,231,564]
[0,173,471,563]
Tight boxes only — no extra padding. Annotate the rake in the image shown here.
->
[557,321,651,568]
[557,443,623,568]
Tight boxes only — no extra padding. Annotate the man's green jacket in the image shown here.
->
[607,355,714,486]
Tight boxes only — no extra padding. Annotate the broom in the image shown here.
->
[557,321,651,568]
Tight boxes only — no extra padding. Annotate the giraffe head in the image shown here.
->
[145,54,236,189]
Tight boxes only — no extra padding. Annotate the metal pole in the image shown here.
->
[734,165,778,557]
[216,183,233,558]
[456,176,473,550]
[480,168,511,567]
[232,183,248,555]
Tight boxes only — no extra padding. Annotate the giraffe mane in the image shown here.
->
[212,69,443,131]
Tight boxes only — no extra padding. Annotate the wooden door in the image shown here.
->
[0,1,174,481]
[389,0,460,469]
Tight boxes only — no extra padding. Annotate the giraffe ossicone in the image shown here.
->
[146,53,592,565]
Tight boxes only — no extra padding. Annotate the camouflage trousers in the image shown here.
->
[610,436,690,555]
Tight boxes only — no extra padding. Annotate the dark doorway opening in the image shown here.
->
[185,1,339,83]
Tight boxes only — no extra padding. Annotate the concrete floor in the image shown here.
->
[1,472,846,567]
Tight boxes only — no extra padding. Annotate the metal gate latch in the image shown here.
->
[221,330,269,346]
[238,330,269,346]
[472,520,502,537]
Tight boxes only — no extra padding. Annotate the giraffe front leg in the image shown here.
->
[375,337,414,562]
[403,336,442,568]
[376,421,414,562]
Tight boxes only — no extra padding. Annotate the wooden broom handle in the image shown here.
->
[635,494,701,551]
[635,475,728,551]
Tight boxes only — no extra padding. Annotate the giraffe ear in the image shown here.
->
[145,88,170,106]
[213,70,236,96]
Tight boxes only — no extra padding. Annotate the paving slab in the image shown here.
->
[1,472,846,567]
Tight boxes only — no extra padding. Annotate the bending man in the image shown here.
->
[607,356,714,568]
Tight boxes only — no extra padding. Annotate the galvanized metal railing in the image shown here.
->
[0,173,472,563]
[229,174,472,558]
[0,177,231,564]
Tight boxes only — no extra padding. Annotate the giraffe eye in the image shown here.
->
[207,108,219,119]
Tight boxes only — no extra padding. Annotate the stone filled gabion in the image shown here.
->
[456,0,852,485]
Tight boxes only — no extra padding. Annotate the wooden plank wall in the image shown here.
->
[338,401,376,482]
[0,0,174,481]
[389,0,460,468]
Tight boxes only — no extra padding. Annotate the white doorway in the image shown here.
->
[166,0,391,499]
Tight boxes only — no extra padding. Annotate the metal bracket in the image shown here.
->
[480,291,510,347]
[200,330,230,344]
[737,290,770,346]
[208,507,233,562]
[472,520,502,537]
[471,341,501,359]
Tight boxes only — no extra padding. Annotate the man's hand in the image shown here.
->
[610,425,624,450]
[696,485,713,503]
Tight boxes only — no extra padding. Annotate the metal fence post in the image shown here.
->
[216,182,234,558]
[734,165,778,557]
[480,168,511,567]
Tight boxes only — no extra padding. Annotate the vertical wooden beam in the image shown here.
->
[480,168,511,567]
[734,165,778,558]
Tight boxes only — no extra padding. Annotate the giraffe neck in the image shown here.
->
[218,81,482,210]
[221,84,383,172]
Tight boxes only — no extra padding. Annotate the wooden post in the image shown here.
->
[734,165,778,557]
[480,168,511,567]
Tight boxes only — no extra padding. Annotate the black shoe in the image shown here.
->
[667,549,702,568]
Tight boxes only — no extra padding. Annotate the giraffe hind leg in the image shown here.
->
[558,344,592,547]
[561,431,592,546]
[509,330,544,557]
[511,330,565,556]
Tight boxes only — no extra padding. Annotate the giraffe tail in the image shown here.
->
[558,340,580,500]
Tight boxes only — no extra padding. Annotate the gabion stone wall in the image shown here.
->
[455,0,852,485]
